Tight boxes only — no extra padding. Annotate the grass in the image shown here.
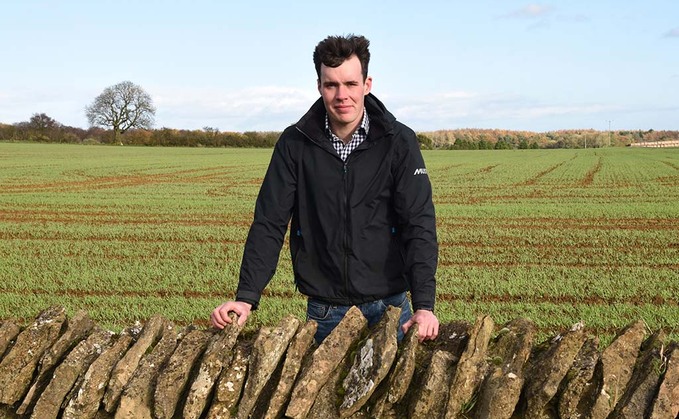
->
[0,142,677,345]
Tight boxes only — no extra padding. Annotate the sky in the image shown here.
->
[1,0,678,133]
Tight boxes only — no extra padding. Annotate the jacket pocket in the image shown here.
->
[379,292,408,311]
[306,299,331,321]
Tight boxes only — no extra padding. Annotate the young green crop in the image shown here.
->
[1,143,677,343]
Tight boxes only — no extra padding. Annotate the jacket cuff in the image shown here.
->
[236,290,261,310]
[411,296,435,313]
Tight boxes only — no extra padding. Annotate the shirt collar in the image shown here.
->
[325,108,370,141]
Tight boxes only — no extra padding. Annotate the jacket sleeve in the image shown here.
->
[392,126,438,311]
[236,134,297,309]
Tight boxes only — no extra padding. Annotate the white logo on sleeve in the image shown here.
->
[414,168,428,175]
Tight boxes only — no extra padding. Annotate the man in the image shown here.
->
[211,34,439,343]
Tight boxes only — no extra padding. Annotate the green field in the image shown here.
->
[1,142,677,344]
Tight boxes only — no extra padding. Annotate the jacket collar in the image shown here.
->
[295,93,396,143]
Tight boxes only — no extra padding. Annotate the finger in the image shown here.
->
[425,324,439,341]
[212,305,235,328]
[401,318,414,334]
[237,311,249,326]
[215,308,228,325]
[210,311,225,329]
[420,324,436,342]
[418,326,427,342]
[424,329,434,341]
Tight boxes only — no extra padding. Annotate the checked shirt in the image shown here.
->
[325,108,370,161]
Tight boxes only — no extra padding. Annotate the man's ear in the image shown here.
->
[317,79,321,94]
[364,76,373,95]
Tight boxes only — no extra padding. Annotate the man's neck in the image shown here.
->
[329,108,365,144]
[330,122,359,144]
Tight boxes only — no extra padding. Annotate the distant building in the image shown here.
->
[628,140,679,148]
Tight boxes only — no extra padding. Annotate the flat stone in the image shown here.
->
[474,317,536,419]
[154,328,213,419]
[18,310,96,414]
[587,319,647,419]
[263,320,317,419]
[183,313,243,419]
[523,321,587,418]
[0,306,67,405]
[409,349,457,418]
[286,306,368,419]
[648,342,679,419]
[444,314,494,418]
[30,328,113,419]
[340,306,401,418]
[115,322,178,419]
[0,320,21,361]
[307,352,353,419]
[371,323,419,418]
[388,323,420,403]
[237,316,300,419]
[62,329,137,419]
[205,342,250,419]
[611,329,667,418]
[556,337,600,418]
[35,310,95,373]
[102,315,165,412]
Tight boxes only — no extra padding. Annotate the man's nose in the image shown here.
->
[336,85,348,100]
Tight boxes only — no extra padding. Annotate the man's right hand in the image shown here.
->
[211,301,252,329]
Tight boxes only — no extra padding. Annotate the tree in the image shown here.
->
[29,113,60,132]
[27,113,61,142]
[494,139,512,150]
[416,133,433,149]
[85,81,155,143]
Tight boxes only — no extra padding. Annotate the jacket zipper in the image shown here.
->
[295,125,355,298]
[343,162,349,296]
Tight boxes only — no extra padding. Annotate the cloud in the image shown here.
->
[152,85,318,131]
[1,84,666,132]
[0,87,92,126]
[388,91,623,131]
[663,27,679,38]
[503,4,554,19]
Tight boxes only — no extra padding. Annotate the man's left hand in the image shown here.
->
[402,309,439,342]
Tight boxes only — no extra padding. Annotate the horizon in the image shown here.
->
[1,1,678,132]
[4,117,675,136]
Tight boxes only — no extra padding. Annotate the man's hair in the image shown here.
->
[313,34,370,81]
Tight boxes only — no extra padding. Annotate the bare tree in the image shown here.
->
[85,81,155,143]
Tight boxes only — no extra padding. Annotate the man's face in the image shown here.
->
[318,54,372,134]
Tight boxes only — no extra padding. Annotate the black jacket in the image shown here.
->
[236,94,438,311]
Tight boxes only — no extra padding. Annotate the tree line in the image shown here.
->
[0,117,279,148]
[417,128,679,149]
[3,115,678,149]
[2,80,678,149]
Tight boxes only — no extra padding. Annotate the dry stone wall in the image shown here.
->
[1,306,678,418]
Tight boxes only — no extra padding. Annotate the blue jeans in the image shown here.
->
[306,292,412,344]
